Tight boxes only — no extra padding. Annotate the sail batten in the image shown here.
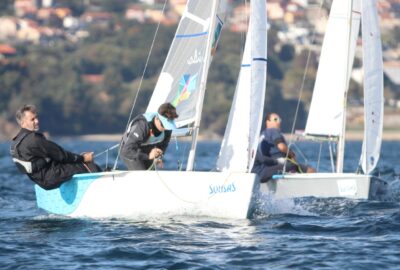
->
[176,32,208,38]
[146,0,227,130]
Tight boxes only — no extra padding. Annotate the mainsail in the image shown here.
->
[304,0,361,138]
[216,0,268,172]
[360,0,384,174]
[146,0,227,128]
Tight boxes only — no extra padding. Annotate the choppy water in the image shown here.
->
[1,139,400,269]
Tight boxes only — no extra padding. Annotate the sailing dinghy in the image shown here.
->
[261,0,387,200]
[35,0,268,219]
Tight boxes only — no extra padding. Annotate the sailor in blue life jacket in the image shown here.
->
[252,113,315,182]
[10,104,102,190]
[120,102,179,170]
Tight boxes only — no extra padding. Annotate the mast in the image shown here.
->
[216,0,267,172]
[336,0,354,173]
[186,0,219,171]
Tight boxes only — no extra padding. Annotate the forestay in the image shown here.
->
[304,0,361,138]
[146,0,227,128]
[216,0,268,172]
[359,0,383,174]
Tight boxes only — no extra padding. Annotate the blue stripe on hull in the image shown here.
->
[35,172,103,215]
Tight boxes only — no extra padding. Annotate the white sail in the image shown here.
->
[146,0,227,128]
[33,1,262,220]
[305,0,361,137]
[216,0,268,172]
[360,0,384,174]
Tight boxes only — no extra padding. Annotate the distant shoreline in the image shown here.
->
[2,130,400,143]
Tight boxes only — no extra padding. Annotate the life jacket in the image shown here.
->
[10,129,50,174]
[125,113,165,146]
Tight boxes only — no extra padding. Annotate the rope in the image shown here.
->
[113,0,169,170]
[143,144,236,204]
[287,157,304,173]
[152,161,235,204]
[147,157,161,171]
[288,142,309,165]
[283,0,326,174]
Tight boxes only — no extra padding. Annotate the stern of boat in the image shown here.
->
[260,173,387,200]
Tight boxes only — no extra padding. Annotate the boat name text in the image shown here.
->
[209,182,236,195]
[188,49,204,65]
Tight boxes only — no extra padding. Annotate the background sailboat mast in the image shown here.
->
[336,0,354,173]
[186,0,219,171]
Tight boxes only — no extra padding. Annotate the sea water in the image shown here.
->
[1,139,400,269]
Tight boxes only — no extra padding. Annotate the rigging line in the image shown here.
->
[288,142,309,164]
[174,137,186,171]
[317,141,323,172]
[283,0,326,174]
[94,143,120,158]
[94,143,120,170]
[112,0,168,170]
[328,140,335,173]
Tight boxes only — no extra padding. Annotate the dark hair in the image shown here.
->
[158,103,179,119]
[16,104,37,125]
[266,112,274,121]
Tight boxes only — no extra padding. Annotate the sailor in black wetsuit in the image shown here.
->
[10,104,101,190]
[120,103,178,170]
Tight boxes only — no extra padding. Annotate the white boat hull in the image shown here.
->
[260,173,387,200]
[35,171,260,219]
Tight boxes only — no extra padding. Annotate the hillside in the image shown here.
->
[1,1,399,140]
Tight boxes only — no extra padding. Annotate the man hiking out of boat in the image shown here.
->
[10,104,102,190]
[120,102,178,170]
[252,112,315,182]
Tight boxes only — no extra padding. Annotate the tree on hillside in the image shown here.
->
[279,44,295,62]
[281,50,317,106]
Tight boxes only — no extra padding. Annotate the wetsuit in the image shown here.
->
[120,113,172,170]
[10,128,100,190]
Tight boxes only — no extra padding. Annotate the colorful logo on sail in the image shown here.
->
[172,73,198,106]
[211,18,223,55]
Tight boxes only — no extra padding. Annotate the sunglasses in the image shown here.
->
[269,117,281,123]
